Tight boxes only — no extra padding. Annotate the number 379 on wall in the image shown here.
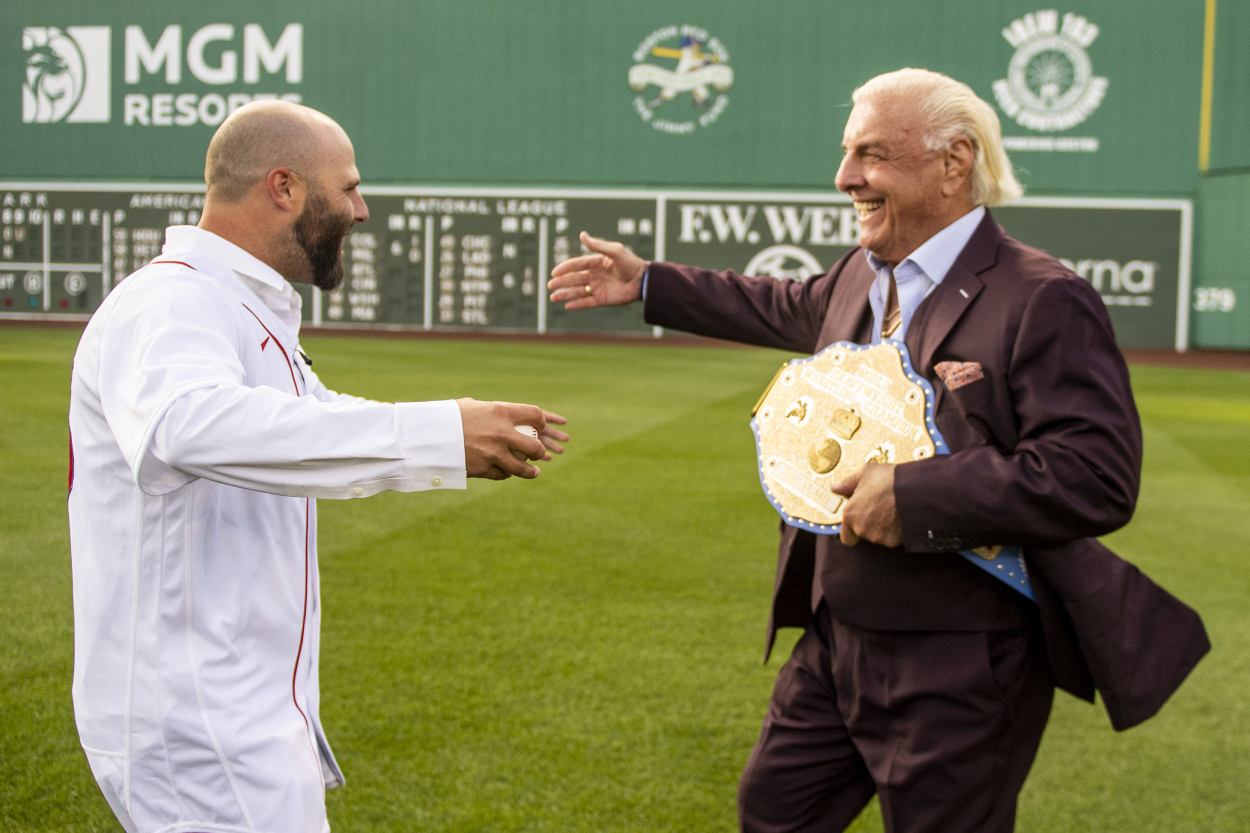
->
[1194,288,1236,312]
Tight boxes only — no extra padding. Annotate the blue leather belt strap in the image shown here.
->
[957,545,1035,600]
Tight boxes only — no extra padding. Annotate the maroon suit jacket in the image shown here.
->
[644,211,1208,731]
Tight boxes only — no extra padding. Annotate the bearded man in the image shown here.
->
[68,101,568,833]
[548,69,1206,832]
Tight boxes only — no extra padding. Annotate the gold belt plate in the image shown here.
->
[750,340,945,533]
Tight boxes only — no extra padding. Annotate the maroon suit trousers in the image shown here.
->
[739,605,1054,833]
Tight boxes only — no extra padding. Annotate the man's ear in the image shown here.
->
[265,167,304,214]
[941,137,976,198]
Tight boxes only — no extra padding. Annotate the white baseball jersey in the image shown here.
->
[68,226,466,833]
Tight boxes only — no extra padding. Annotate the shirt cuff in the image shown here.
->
[641,268,649,302]
[395,399,467,490]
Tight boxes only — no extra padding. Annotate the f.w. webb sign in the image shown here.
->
[661,193,1191,351]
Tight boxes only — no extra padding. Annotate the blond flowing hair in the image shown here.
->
[852,68,1023,206]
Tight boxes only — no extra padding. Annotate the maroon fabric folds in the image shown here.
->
[643,211,1208,729]
[738,606,1053,833]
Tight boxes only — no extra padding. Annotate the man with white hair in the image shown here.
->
[69,100,568,833]
[548,69,1205,831]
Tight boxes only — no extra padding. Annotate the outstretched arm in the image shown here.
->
[552,231,851,355]
[300,352,569,481]
[94,274,569,496]
[547,232,648,309]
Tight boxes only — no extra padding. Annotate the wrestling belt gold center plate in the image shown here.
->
[749,340,1034,600]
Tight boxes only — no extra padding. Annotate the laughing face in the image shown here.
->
[277,120,369,290]
[834,94,973,266]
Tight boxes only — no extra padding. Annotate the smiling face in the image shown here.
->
[282,121,368,290]
[296,123,368,290]
[834,93,975,266]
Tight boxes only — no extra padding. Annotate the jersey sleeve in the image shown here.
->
[97,267,466,498]
[145,387,465,498]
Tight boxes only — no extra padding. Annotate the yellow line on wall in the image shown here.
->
[1199,0,1217,173]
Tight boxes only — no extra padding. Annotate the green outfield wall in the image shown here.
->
[1194,0,1250,349]
[1192,172,1250,349]
[1208,0,1250,173]
[2,1,1245,348]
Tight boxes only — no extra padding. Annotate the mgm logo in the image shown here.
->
[21,23,302,128]
[22,26,111,123]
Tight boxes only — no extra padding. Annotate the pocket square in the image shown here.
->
[934,361,984,391]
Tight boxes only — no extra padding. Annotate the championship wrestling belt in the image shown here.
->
[750,340,1034,600]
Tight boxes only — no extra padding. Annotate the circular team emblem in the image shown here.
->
[23,27,87,124]
[991,10,1107,132]
[744,245,824,282]
[629,25,733,134]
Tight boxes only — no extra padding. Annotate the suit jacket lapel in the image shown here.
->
[910,210,1004,375]
[820,252,876,345]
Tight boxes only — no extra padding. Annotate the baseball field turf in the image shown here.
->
[1,326,1247,832]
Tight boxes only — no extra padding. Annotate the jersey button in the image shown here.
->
[352,488,363,496]
[431,476,443,487]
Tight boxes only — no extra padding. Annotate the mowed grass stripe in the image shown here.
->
[320,391,784,831]
[1,328,1247,832]
[0,329,112,832]
[1021,366,1250,833]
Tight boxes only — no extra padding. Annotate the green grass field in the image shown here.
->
[2,327,1248,832]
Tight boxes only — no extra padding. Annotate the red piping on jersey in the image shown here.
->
[149,262,300,394]
[239,304,300,395]
[151,259,317,762]
[237,305,315,758]
[293,498,312,750]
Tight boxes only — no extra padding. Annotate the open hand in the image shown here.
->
[547,231,647,310]
[457,400,554,480]
[831,462,903,547]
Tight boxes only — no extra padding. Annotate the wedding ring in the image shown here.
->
[584,284,593,296]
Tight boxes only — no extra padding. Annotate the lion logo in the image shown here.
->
[22,26,110,124]
[23,28,87,123]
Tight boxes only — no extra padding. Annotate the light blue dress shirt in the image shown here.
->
[864,205,985,343]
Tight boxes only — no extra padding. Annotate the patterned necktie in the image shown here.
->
[882,270,902,338]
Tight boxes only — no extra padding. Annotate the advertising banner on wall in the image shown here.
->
[1,2,1204,197]
[0,183,1190,350]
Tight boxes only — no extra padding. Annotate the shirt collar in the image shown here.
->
[162,226,290,290]
[161,225,303,335]
[864,204,986,286]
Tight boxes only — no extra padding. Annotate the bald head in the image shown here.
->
[197,99,367,290]
[204,100,346,203]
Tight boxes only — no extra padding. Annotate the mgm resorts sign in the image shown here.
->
[22,23,302,127]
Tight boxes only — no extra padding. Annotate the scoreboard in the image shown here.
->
[0,183,1191,349]
[0,184,660,336]
[343,190,659,336]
